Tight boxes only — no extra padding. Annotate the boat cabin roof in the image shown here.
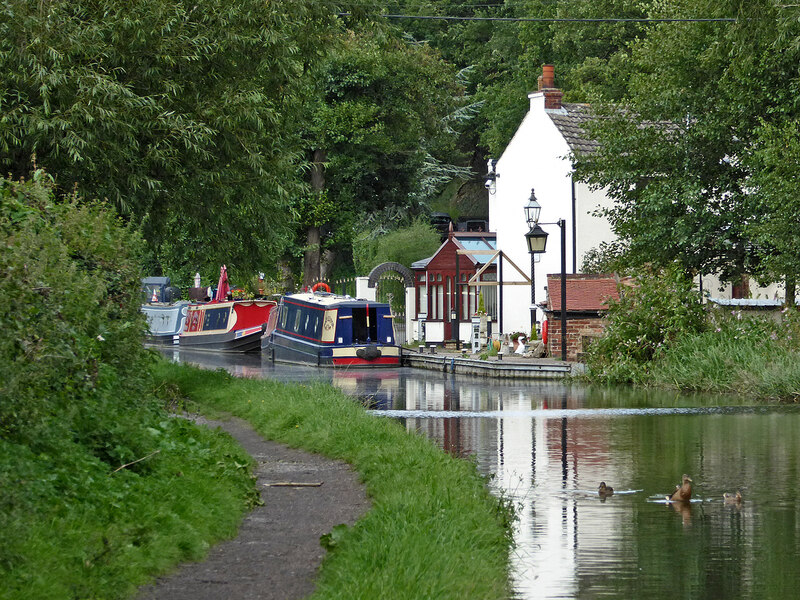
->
[283,292,389,309]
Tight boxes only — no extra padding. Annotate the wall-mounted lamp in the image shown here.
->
[485,158,499,194]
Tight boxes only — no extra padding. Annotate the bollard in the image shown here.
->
[497,352,503,361]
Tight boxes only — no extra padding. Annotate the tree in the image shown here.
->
[478,0,655,156]
[353,219,441,275]
[574,0,799,288]
[0,0,340,279]
[297,26,462,287]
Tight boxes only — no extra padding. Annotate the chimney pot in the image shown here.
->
[539,64,562,110]
[541,64,555,89]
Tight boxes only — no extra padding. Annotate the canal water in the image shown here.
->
[162,348,800,600]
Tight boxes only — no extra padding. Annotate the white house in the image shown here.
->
[489,64,781,337]
[488,64,615,335]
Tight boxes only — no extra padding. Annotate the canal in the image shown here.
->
[163,348,800,600]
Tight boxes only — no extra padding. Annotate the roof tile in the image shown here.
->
[545,274,633,312]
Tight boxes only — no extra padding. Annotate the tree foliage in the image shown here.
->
[575,0,800,287]
[477,0,655,156]
[292,24,463,284]
[312,27,461,217]
[0,0,340,278]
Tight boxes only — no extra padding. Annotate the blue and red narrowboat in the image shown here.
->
[261,292,400,367]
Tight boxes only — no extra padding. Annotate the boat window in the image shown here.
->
[280,304,290,329]
[293,307,303,332]
[304,310,322,339]
[203,307,229,331]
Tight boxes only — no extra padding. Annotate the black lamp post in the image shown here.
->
[524,191,542,332]
[524,189,568,361]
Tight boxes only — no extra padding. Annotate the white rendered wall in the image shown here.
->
[405,287,415,342]
[489,94,785,334]
[490,92,575,335]
[355,277,376,301]
[573,180,616,268]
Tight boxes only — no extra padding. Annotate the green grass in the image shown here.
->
[155,360,514,600]
[0,410,258,600]
[3,359,514,599]
[645,330,800,401]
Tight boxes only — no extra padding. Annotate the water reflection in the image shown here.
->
[160,348,800,600]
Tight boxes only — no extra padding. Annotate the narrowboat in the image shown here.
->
[142,300,190,345]
[179,299,277,352]
[262,292,400,367]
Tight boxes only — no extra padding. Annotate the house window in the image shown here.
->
[446,276,452,318]
[419,283,428,316]
[427,275,444,320]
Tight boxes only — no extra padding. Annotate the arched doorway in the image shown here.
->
[367,263,415,345]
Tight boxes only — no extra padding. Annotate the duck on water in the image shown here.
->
[669,474,692,502]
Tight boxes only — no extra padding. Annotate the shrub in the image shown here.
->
[1,172,258,596]
[585,265,706,383]
[0,171,151,450]
[645,306,800,398]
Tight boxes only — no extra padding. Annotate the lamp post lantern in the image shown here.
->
[524,191,543,332]
[524,189,567,362]
[524,190,541,227]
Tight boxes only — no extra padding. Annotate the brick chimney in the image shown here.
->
[537,64,563,111]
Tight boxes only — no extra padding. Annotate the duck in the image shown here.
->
[669,474,692,502]
[598,482,614,497]
[723,491,743,505]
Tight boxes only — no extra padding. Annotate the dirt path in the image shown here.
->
[138,415,370,600]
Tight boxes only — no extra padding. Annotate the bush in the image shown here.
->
[1,172,258,597]
[645,306,800,399]
[0,171,150,450]
[352,218,441,274]
[585,266,706,383]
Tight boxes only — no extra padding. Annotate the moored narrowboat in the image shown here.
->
[142,300,190,345]
[179,299,277,352]
[262,292,400,367]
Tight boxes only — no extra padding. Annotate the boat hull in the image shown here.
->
[263,332,400,367]
[180,325,265,353]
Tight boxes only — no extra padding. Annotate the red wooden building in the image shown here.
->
[411,229,497,342]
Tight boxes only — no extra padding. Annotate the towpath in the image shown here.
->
[138,415,370,600]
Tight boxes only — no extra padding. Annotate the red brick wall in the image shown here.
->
[546,317,606,362]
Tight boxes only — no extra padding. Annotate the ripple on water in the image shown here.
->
[371,405,784,419]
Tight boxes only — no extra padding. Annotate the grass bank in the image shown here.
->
[1,407,259,600]
[155,360,514,600]
[635,325,800,400]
